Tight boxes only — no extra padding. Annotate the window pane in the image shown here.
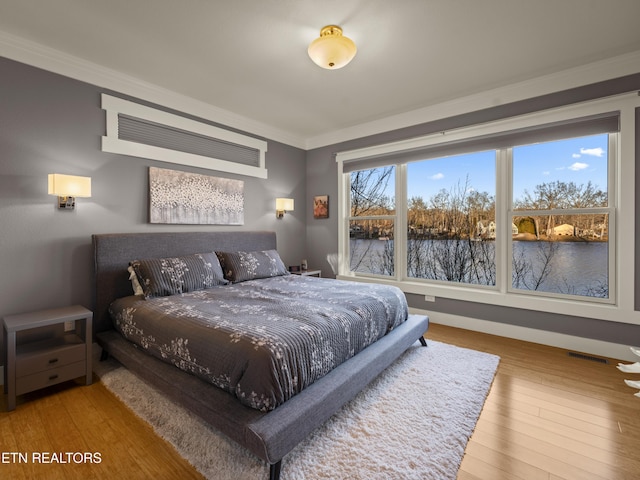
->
[513,134,608,210]
[511,214,609,298]
[350,166,395,216]
[349,166,395,277]
[349,220,394,275]
[406,151,496,285]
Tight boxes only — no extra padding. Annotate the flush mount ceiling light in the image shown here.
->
[308,25,357,70]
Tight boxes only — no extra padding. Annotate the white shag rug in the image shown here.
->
[95,340,499,479]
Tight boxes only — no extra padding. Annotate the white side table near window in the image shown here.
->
[291,269,322,278]
[3,305,93,411]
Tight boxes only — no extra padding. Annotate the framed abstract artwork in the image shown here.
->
[149,166,244,225]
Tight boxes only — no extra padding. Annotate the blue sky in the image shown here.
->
[406,133,608,203]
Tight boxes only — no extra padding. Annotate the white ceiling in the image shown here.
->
[1,0,640,149]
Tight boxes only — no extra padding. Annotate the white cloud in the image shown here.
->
[568,162,589,171]
[542,171,550,176]
[572,153,581,158]
[579,147,604,157]
[430,173,444,180]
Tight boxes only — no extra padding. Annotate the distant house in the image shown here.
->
[476,221,518,238]
[551,224,575,236]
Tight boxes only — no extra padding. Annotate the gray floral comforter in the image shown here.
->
[109,275,408,411]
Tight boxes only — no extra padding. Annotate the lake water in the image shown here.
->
[513,241,608,297]
[350,239,609,298]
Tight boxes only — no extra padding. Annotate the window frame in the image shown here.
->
[336,93,640,325]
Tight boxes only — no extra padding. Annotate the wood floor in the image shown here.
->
[428,324,640,480]
[1,323,639,479]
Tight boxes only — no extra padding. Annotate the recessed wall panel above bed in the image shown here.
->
[101,94,268,178]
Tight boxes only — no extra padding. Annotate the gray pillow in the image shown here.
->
[130,252,228,298]
[215,250,289,283]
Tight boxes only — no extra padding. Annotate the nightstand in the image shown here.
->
[291,269,322,277]
[3,305,93,411]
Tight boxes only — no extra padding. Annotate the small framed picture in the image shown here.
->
[313,195,329,219]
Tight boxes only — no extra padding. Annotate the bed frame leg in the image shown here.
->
[269,460,282,480]
[419,336,428,347]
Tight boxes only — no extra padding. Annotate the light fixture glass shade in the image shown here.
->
[276,198,294,211]
[48,174,92,197]
[308,25,357,70]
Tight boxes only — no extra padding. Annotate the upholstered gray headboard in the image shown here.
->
[92,231,277,335]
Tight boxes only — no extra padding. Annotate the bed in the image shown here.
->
[93,231,429,479]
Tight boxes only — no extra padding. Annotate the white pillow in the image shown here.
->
[128,266,144,296]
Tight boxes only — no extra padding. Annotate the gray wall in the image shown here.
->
[2,53,640,360]
[305,74,640,346]
[0,57,306,349]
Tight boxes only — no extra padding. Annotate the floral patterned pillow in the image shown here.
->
[130,252,228,298]
[215,250,289,283]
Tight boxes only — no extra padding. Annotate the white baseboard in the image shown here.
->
[412,308,639,363]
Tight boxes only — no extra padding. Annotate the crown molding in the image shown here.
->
[305,50,640,150]
[0,30,307,149]
[2,30,639,152]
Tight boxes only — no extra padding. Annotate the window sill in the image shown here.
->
[337,273,640,325]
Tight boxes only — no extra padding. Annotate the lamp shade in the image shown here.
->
[48,174,92,197]
[276,198,294,211]
[308,25,357,70]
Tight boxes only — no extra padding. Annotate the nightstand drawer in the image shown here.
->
[16,341,85,377]
[16,361,87,395]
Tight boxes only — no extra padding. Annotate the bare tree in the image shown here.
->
[351,170,608,298]
[515,180,607,238]
[407,178,497,285]
[350,167,394,216]
[349,167,395,274]
[511,242,558,291]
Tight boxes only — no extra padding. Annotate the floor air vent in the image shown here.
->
[568,351,609,364]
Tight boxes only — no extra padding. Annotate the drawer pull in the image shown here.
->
[48,374,59,381]
[48,358,59,364]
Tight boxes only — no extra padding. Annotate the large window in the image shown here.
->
[337,94,639,319]
[349,134,612,300]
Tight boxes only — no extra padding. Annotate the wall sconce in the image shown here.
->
[48,174,92,209]
[275,198,294,219]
